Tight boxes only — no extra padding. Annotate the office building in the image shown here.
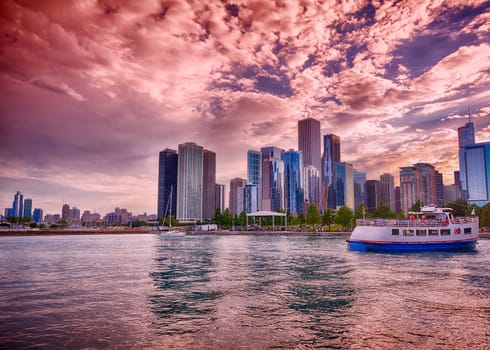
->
[230,178,247,216]
[444,184,460,203]
[247,150,262,210]
[298,118,321,171]
[460,142,490,207]
[215,184,226,213]
[32,208,43,224]
[23,198,32,220]
[416,163,437,206]
[177,142,204,221]
[335,162,354,210]
[400,166,421,214]
[458,119,475,200]
[322,134,340,210]
[379,173,395,211]
[282,150,304,215]
[239,183,259,214]
[157,148,178,219]
[71,207,81,225]
[12,191,23,218]
[203,150,216,220]
[304,165,321,206]
[435,171,444,206]
[354,171,367,210]
[261,146,284,211]
[366,180,381,213]
[62,204,71,222]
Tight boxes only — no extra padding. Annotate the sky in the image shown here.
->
[1,0,490,216]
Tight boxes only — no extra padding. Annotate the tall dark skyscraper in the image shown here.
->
[12,191,23,218]
[157,148,178,220]
[23,198,32,219]
[322,134,340,210]
[282,150,304,215]
[379,173,395,211]
[435,170,444,206]
[202,150,216,220]
[366,180,380,213]
[298,118,321,172]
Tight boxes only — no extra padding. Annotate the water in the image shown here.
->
[0,234,489,349]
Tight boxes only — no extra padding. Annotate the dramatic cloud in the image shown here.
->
[0,0,489,214]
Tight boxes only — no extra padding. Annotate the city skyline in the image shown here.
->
[1,1,489,214]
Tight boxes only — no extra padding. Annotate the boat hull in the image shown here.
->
[347,239,477,252]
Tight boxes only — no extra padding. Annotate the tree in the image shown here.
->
[322,208,335,231]
[355,204,367,219]
[446,199,468,216]
[57,219,69,228]
[222,208,233,228]
[29,222,38,228]
[334,206,354,231]
[480,203,490,228]
[409,200,422,212]
[374,203,396,219]
[238,211,247,226]
[306,204,321,225]
[212,208,223,226]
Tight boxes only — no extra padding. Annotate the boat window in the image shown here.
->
[440,229,450,236]
[416,229,426,236]
[428,229,439,236]
[403,229,414,236]
[464,227,472,234]
[392,229,399,236]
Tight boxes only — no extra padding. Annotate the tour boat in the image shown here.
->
[347,206,478,252]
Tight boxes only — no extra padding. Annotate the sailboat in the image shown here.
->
[160,187,185,238]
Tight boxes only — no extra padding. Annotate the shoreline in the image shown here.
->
[0,229,489,239]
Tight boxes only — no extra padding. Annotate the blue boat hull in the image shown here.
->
[347,239,477,252]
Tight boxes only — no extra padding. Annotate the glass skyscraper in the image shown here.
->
[322,134,340,210]
[282,150,304,215]
[335,162,354,210]
[247,150,262,210]
[157,148,178,220]
[304,165,320,206]
[462,142,490,206]
[298,118,321,171]
[354,171,367,210]
[23,198,32,219]
[270,158,285,212]
[458,120,475,199]
[203,150,216,220]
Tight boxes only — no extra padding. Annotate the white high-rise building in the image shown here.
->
[177,142,204,221]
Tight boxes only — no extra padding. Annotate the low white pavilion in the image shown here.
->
[246,211,287,231]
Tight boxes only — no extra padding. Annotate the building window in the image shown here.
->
[403,229,414,236]
[440,229,450,236]
[428,229,439,236]
[392,229,399,236]
[464,227,472,234]
[416,229,427,236]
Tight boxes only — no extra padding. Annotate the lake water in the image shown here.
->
[0,234,489,349]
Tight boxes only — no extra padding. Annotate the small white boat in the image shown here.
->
[160,230,185,238]
[159,186,185,238]
[347,206,478,252]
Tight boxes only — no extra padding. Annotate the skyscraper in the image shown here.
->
[215,184,226,213]
[261,146,284,211]
[23,198,32,219]
[12,191,23,218]
[458,118,475,200]
[322,134,340,210]
[379,173,395,211]
[400,166,421,214]
[366,180,380,213]
[157,148,178,220]
[435,170,444,206]
[354,171,367,210]
[32,208,43,224]
[461,142,490,206]
[416,163,437,206]
[247,150,262,210]
[298,117,321,171]
[177,142,204,221]
[202,150,216,220]
[304,165,320,206]
[62,204,71,222]
[335,162,354,209]
[282,150,304,215]
[230,178,247,216]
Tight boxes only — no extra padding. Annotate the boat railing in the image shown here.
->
[356,217,477,227]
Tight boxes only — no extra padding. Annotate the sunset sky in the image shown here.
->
[1,0,490,215]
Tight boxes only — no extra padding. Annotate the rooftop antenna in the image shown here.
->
[303,103,310,119]
[468,106,472,123]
